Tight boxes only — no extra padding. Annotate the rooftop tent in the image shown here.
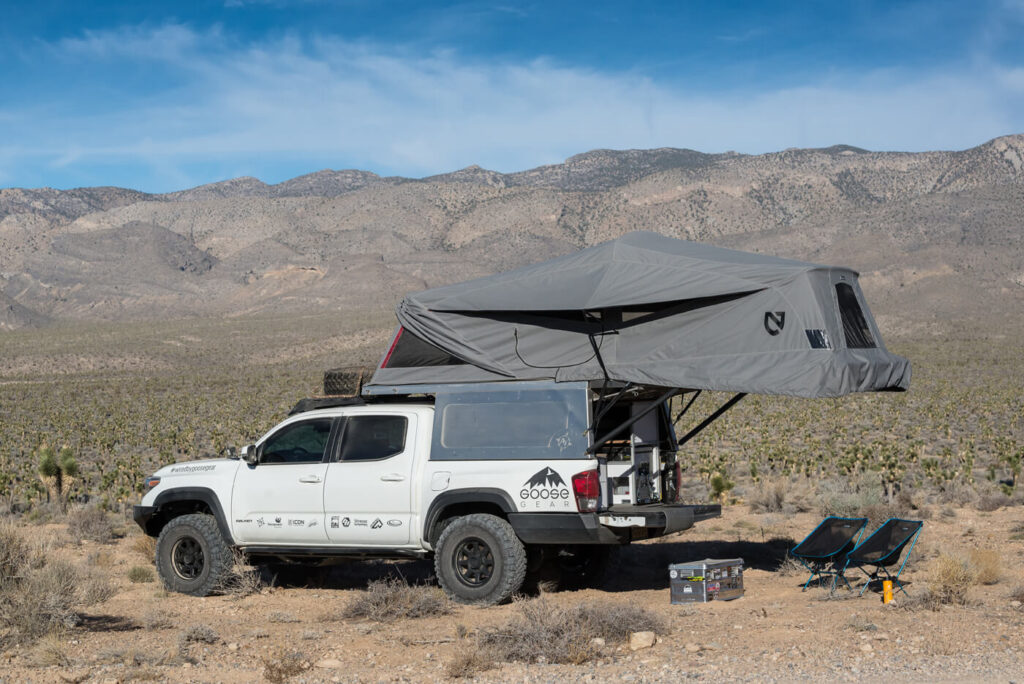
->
[367,231,910,398]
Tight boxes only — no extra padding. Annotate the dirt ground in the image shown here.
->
[3,504,1023,683]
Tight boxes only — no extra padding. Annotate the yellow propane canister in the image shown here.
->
[882,580,894,604]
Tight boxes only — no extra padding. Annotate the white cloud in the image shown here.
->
[6,23,1024,190]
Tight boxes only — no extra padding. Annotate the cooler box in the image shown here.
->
[669,558,744,603]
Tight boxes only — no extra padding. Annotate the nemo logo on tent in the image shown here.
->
[764,311,786,335]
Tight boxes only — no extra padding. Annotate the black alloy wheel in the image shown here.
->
[170,536,205,580]
[453,537,495,587]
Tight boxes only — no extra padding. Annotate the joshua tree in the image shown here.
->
[37,445,79,512]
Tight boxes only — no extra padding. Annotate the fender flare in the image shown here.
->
[422,488,517,545]
[153,487,235,545]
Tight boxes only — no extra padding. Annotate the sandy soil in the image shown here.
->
[3,504,1022,683]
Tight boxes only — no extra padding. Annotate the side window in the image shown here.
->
[260,418,333,464]
[337,415,408,462]
[835,283,876,349]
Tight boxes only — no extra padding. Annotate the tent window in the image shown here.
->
[384,329,466,368]
[835,283,876,348]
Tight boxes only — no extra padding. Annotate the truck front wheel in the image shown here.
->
[155,513,232,596]
[434,513,526,605]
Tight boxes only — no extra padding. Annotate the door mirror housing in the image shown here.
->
[241,444,259,465]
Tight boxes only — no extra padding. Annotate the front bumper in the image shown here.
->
[133,505,157,534]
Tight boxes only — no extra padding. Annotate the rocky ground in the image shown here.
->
[2,503,1022,683]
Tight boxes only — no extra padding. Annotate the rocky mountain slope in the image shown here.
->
[1,135,1022,333]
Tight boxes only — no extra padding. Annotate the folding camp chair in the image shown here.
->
[790,516,868,592]
[842,518,923,596]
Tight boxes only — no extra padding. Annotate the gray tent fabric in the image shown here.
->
[368,231,910,398]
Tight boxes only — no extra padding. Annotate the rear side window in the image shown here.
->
[337,415,408,462]
[835,283,876,349]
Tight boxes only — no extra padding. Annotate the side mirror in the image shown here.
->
[241,444,259,465]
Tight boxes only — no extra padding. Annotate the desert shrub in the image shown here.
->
[29,632,72,667]
[967,549,1000,585]
[749,480,788,513]
[477,598,664,665]
[975,494,1009,512]
[0,523,114,643]
[66,505,114,544]
[262,648,309,683]
[128,566,155,583]
[216,550,264,598]
[927,553,974,606]
[1008,585,1024,603]
[776,554,805,577]
[446,649,495,678]
[130,535,157,564]
[818,475,884,518]
[341,578,452,622]
[267,610,300,624]
[140,609,173,630]
[179,624,219,646]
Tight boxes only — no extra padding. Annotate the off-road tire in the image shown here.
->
[155,513,232,596]
[434,513,527,605]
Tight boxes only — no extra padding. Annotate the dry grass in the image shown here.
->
[473,597,664,666]
[927,553,974,606]
[179,624,219,646]
[340,578,452,623]
[446,648,496,678]
[261,648,309,683]
[0,522,114,644]
[130,534,156,564]
[1008,585,1024,603]
[267,610,300,624]
[66,505,115,544]
[215,549,265,598]
[968,549,1001,585]
[29,631,71,667]
[127,566,155,583]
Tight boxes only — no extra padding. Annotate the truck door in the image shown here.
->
[323,412,415,546]
[230,416,334,544]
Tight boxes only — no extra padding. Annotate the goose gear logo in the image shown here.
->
[519,467,571,509]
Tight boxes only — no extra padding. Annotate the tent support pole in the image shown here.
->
[676,392,746,448]
[586,387,678,454]
[671,389,702,425]
[591,382,635,435]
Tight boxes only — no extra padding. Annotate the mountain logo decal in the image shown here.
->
[525,467,566,489]
[520,468,571,507]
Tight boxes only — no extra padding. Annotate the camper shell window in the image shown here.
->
[430,382,589,460]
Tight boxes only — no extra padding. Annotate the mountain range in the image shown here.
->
[2,135,1022,336]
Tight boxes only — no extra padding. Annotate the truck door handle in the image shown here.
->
[380,473,406,482]
[298,475,322,483]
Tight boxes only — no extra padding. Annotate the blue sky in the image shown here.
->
[2,0,1023,192]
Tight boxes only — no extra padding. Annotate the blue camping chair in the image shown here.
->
[842,518,923,596]
[790,516,868,591]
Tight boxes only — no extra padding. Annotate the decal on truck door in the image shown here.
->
[519,467,572,510]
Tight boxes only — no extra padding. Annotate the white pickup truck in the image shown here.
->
[134,381,721,604]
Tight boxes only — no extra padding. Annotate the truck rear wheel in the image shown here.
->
[155,513,232,596]
[434,513,526,605]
